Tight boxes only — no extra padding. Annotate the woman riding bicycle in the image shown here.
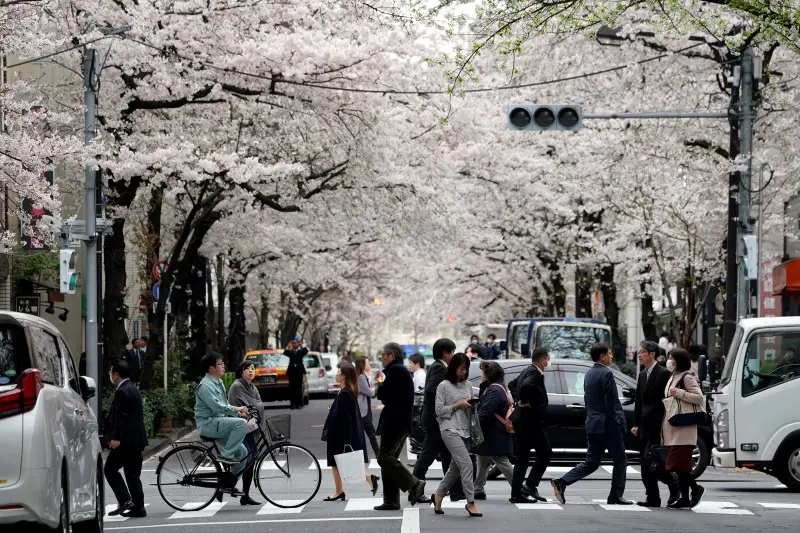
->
[228,361,266,505]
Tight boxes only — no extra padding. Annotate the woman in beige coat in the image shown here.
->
[661,348,706,509]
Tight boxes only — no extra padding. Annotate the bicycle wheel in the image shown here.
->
[254,442,321,507]
[157,444,221,512]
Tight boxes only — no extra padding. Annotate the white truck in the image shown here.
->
[711,317,800,491]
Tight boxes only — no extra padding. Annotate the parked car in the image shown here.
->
[321,353,339,396]
[0,312,103,532]
[243,350,309,405]
[304,352,329,397]
[466,358,712,479]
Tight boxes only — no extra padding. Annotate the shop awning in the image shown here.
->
[772,258,800,294]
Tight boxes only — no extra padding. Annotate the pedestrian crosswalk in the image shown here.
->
[105,498,799,522]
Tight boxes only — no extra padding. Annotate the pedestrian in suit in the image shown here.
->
[412,338,465,504]
[632,341,679,507]
[285,340,308,409]
[551,342,632,505]
[105,360,148,518]
[124,338,146,386]
[509,348,552,503]
[374,342,426,510]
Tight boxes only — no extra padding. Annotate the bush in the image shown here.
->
[221,372,236,391]
[617,361,638,380]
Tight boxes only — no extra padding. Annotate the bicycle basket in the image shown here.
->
[266,414,291,442]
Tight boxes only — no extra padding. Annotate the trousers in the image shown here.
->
[475,454,514,493]
[362,412,380,457]
[104,448,144,508]
[412,421,464,497]
[562,427,627,500]
[199,417,248,473]
[288,374,304,408]
[436,430,475,502]
[377,432,418,505]
[511,427,552,496]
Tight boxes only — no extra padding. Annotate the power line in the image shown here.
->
[122,35,707,96]
[5,36,110,69]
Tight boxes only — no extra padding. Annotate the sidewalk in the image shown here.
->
[102,423,196,462]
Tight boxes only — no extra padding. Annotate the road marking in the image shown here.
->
[691,501,753,515]
[545,466,572,474]
[759,502,800,509]
[345,497,386,511]
[106,516,402,531]
[104,504,150,522]
[168,501,226,519]
[401,508,420,533]
[515,503,563,510]
[257,500,305,514]
[592,499,650,512]
[600,465,639,474]
[258,460,287,470]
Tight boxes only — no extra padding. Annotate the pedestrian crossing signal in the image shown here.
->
[59,249,79,294]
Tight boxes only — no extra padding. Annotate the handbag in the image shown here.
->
[645,445,669,473]
[334,445,366,485]
[664,374,707,427]
[490,384,515,434]
[469,404,485,450]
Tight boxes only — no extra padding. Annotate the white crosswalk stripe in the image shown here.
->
[759,502,800,509]
[168,501,226,519]
[257,500,306,514]
[592,499,650,512]
[691,501,753,515]
[104,503,150,522]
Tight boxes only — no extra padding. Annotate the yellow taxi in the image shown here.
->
[242,349,309,405]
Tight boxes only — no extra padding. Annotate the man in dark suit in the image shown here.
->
[551,342,632,505]
[411,338,465,503]
[633,340,679,507]
[105,360,148,518]
[510,347,553,503]
[124,338,146,387]
[375,342,426,510]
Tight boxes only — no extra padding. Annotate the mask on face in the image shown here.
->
[666,359,674,372]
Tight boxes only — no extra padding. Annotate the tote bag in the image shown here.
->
[663,374,707,427]
[334,445,366,485]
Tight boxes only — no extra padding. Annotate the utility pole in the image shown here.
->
[737,48,755,320]
[83,48,100,416]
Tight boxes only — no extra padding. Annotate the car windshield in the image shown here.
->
[719,325,743,387]
[246,353,288,368]
[535,325,611,360]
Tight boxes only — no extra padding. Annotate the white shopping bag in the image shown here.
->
[334,445,366,485]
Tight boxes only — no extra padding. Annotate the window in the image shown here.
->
[511,324,530,354]
[60,337,81,394]
[0,325,30,386]
[30,327,62,386]
[245,353,289,368]
[535,325,611,360]
[741,330,800,397]
[563,368,626,398]
[303,355,320,368]
[719,326,743,387]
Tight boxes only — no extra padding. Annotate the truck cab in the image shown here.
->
[505,317,612,360]
[711,317,800,491]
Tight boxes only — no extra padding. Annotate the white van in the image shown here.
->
[711,317,800,490]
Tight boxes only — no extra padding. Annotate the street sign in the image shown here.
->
[152,282,172,301]
[153,260,169,281]
[138,299,147,315]
[16,296,41,316]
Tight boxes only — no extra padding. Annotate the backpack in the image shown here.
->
[490,383,515,433]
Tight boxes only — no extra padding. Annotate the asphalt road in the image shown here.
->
[105,398,800,533]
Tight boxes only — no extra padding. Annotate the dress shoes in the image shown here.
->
[509,495,538,504]
[374,503,401,511]
[636,500,661,508]
[120,506,147,518]
[607,498,635,505]
[108,501,133,516]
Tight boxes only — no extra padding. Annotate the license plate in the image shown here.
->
[259,375,277,385]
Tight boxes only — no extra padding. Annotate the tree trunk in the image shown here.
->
[575,267,593,318]
[216,255,226,349]
[280,311,303,347]
[187,255,207,380]
[139,187,164,390]
[640,283,658,342]
[226,285,246,368]
[258,292,270,348]
[205,260,217,350]
[599,263,622,357]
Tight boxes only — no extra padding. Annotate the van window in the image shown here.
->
[535,325,611,360]
[719,326,743,387]
[741,330,800,397]
[0,324,30,386]
[511,324,529,354]
[30,327,63,386]
[303,355,320,368]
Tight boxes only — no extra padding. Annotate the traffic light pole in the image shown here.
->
[83,49,100,416]
[583,111,729,119]
[737,48,755,322]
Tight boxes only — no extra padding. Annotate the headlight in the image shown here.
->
[714,409,729,449]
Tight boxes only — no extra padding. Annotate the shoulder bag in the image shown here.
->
[664,373,707,427]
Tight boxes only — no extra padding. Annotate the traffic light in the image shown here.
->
[506,104,582,131]
[59,249,78,294]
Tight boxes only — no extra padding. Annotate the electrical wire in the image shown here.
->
[5,36,110,69]
[121,35,707,96]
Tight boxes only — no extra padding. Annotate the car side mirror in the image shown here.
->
[521,343,529,357]
[80,376,96,401]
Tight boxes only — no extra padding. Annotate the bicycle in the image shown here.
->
[156,411,322,511]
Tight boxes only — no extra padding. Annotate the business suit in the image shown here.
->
[376,357,419,505]
[412,359,464,499]
[634,363,677,503]
[560,363,628,500]
[510,365,552,497]
[125,348,144,385]
[104,379,148,511]
[285,346,308,409]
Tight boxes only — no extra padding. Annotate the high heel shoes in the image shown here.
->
[371,475,380,496]
[433,494,444,515]
[323,493,346,502]
[465,503,483,517]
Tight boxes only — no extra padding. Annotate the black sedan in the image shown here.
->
[467,359,712,479]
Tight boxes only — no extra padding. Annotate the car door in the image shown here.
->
[61,337,93,513]
[557,364,591,449]
[29,326,82,516]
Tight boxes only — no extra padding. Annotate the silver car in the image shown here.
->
[0,312,103,532]
[304,352,328,396]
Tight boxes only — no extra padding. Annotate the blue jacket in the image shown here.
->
[476,382,514,456]
[195,373,238,426]
[584,363,626,435]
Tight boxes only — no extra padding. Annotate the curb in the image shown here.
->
[143,425,197,461]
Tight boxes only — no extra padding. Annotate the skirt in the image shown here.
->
[665,445,694,472]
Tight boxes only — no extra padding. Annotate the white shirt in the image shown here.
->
[413,368,426,391]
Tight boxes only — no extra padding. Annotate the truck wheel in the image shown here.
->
[691,438,710,480]
[776,438,800,492]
